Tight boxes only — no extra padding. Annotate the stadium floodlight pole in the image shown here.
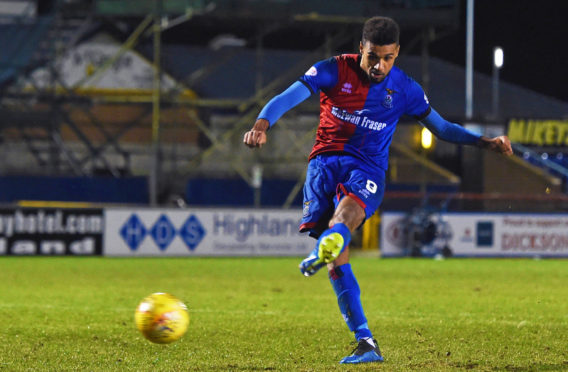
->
[150,0,163,206]
[465,0,474,120]
[492,47,504,119]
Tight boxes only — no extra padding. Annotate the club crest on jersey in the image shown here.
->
[383,94,393,109]
[383,88,396,109]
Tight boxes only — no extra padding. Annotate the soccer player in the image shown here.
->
[243,16,512,364]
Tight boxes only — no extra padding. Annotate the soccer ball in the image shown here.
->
[135,292,190,344]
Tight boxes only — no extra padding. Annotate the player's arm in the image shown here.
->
[244,57,338,148]
[420,107,513,155]
[243,81,311,148]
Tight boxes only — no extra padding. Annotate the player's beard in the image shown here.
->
[369,68,385,83]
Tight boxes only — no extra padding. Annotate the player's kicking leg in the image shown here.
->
[300,193,362,276]
[301,195,384,364]
[299,222,350,276]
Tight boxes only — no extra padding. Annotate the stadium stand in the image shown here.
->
[0,0,566,210]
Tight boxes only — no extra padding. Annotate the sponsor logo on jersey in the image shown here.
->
[341,82,352,94]
[358,188,371,199]
[303,201,312,217]
[305,66,317,76]
[330,106,387,131]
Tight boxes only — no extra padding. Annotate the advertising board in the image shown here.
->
[381,212,568,257]
[0,208,104,255]
[104,208,312,256]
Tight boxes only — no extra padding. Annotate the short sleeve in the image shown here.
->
[299,57,338,94]
[405,78,431,119]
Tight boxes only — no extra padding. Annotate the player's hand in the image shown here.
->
[243,119,269,148]
[479,135,513,156]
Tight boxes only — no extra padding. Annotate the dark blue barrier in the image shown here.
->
[185,178,458,207]
[0,176,148,204]
[186,178,304,207]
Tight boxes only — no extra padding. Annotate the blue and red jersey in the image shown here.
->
[299,54,431,172]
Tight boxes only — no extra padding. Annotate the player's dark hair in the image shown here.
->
[362,16,399,46]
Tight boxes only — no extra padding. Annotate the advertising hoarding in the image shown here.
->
[381,212,568,257]
[104,208,312,256]
[0,208,104,255]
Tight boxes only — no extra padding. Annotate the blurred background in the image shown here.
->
[1,0,568,256]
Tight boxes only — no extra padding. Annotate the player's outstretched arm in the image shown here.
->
[477,135,513,155]
[243,119,269,148]
[243,81,312,149]
[420,107,512,156]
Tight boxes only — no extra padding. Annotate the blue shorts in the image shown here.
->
[299,154,385,238]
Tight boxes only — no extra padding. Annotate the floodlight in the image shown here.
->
[494,47,504,69]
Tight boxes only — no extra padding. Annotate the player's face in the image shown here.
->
[359,41,400,83]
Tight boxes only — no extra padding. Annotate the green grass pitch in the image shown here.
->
[0,256,567,371]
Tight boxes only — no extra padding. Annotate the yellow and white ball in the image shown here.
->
[135,292,189,344]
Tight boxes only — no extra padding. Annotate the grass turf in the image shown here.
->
[0,256,567,371]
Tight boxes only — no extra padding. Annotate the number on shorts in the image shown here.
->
[366,180,377,194]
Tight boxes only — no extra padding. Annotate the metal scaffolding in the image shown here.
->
[0,0,463,205]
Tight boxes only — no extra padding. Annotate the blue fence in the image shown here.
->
[0,176,148,204]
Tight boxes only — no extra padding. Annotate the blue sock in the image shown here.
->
[329,263,373,340]
[316,223,351,250]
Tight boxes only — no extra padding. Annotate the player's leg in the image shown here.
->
[329,259,383,363]
[299,219,352,276]
[299,177,373,276]
[327,161,385,363]
[312,194,362,267]
[299,156,341,276]
[324,197,383,364]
